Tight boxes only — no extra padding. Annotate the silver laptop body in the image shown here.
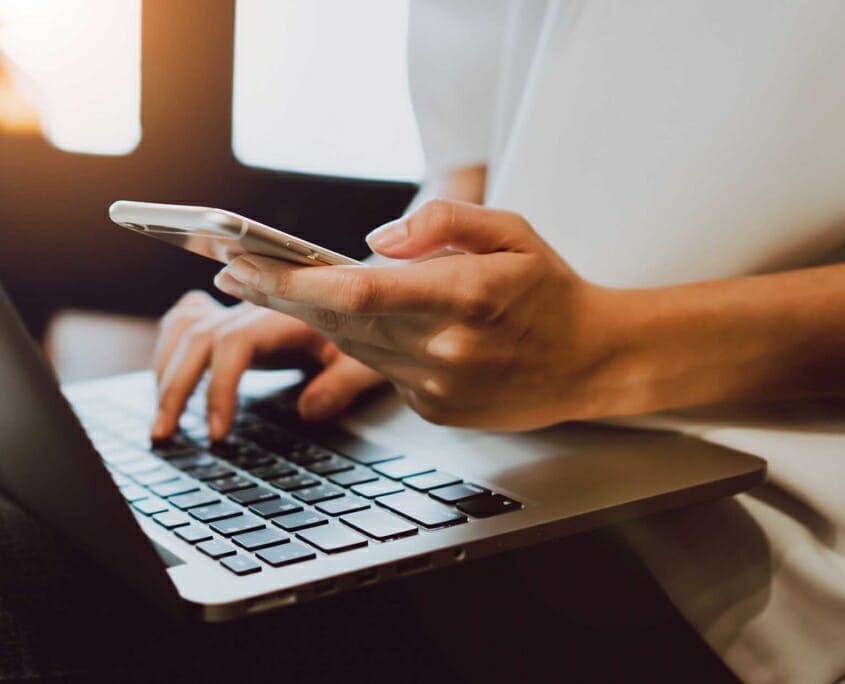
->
[0,286,765,621]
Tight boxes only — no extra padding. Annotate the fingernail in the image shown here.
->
[365,220,408,252]
[224,258,260,287]
[300,394,333,421]
[151,410,168,440]
[214,271,244,296]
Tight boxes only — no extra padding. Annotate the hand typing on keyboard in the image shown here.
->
[151,292,385,441]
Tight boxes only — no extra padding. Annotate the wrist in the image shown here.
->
[554,283,664,421]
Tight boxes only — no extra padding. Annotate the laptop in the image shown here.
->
[0,284,766,621]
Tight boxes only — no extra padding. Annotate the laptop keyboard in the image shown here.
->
[72,385,522,578]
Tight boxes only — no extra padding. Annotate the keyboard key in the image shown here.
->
[210,514,265,537]
[286,445,333,466]
[378,491,467,529]
[101,447,147,466]
[151,435,198,458]
[116,457,165,476]
[209,436,246,459]
[169,490,221,510]
[189,501,241,523]
[228,486,278,506]
[111,456,161,477]
[293,484,344,504]
[248,461,297,481]
[429,483,488,504]
[232,527,289,551]
[341,508,417,541]
[373,458,434,480]
[351,479,405,499]
[250,497,303,518]
[109,470,131,488]
[305,455,354,476]
[132,498,169,516]
[334,440,402,466]
[150,478,199,498]
[221,554,262,576]
[120,485,148,502]
[191,464,235,482]
[240,426,302,454]
[131,468,180,487]
[327,467,379,488]
[457,494,522,518]
[174,525,213,544]
[152,510,191,529]
[272,510,328,532]
[257,541,316,567]
[230,452,276,469]
[169,453,217,471]
[208,475,255,494]
[297,523,368,553]
[404,471,462,492]
[316,496,370,517]
[272,473,320,491]
[197,539,236,559]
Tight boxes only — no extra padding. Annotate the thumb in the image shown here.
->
[365,199,538,260]
[297,353,386,421]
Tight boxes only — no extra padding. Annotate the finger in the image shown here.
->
[152,320,218,439]
[153,292,224,381]
[205,309,319,440]
[364,199,541,259]
[227,295,428,352]
[215,259,456,316]
[297,353,387,421]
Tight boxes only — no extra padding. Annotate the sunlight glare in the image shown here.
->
[0,0,141,155]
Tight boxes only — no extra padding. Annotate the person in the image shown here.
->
[152,1,845,680]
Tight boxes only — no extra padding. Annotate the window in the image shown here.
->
[0,0,141,155]
[232,0,424,182]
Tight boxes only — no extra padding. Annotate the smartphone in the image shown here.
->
[108,201,361,267]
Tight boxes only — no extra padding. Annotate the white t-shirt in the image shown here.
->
[409,1,845,681]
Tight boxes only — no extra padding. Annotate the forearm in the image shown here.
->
[594,262,845,417]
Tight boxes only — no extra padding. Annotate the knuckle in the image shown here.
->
[410,395,452,426]
[333,336,361,358]
[425,329,478,368]
[159,308,196,332]
[420,374,461,403]
[462,283,499,323]
[338,274,379,313]
[182,322,214,348]
[311,308,342,333]
[401,378,465,426]
[212,322,244,348]
[417,199,454,231]
[505,209,529,226]
[260,268,285,297]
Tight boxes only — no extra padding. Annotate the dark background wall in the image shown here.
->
[0,0,416,337]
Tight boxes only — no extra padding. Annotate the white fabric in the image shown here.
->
[409,2,845,682]
[407,0,507,174]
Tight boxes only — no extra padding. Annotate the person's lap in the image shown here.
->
[0,494,736,683]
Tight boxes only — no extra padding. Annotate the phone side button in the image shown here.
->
[284,240,314,257]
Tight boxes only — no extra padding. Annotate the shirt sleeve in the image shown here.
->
[407,0,507,175]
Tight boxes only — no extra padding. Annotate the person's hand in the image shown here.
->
[151,292,385,441]
[214,200,629,430]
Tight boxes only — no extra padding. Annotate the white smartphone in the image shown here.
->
[109,200,361,267]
